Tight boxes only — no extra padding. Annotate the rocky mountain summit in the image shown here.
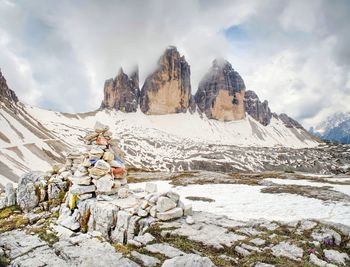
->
[0,69,18,104]
[100,46,302,131]
[195,58,246,121]
[140,46,194,114]
[244,90,271,126]
[100,68,140,112]
[311,112,350,144]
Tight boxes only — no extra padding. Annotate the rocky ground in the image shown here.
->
[0,207,349,267]
[1,170,350,267]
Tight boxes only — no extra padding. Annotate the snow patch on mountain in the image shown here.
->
[26,106,317,148]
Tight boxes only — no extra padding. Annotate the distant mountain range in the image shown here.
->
[1,46,329,187]
[310,112,350,144]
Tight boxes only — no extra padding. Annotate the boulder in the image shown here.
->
[156,196,177,212]
[157,207,183,221]
[16,172,47,212]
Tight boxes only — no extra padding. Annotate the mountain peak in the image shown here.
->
[0,68,18,103]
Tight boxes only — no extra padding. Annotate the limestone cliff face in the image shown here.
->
[278,113,303,129]
[140,46,193,114]
[244,90,272,126]
[0,69,18,103]
[100,68,139,112]
[195,59,246,121]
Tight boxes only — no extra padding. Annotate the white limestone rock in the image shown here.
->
[134,233,155,245]
[145,243,185,258]
[131,251,160,267]
[157,207,183,221]
[161,254,216,267]
[16,172,47,212]
[156,197,177,212]
[324,249,349,265]
[271,241,303,261]
[309,253,337,267]
[145,183,158,193]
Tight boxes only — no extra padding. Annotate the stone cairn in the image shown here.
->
[65,121,128,203]
[55,121,192,245]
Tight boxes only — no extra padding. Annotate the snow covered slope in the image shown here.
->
[311,112,350,144]
[27,106,317,148]
[0,102,68,187]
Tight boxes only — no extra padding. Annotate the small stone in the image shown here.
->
[134,233,155,245]
[150,206,157,217]
[145,183,158,193]
[309,253,337,267]
[70,176,91,185]
[94,175,114,193]
[157,207,183,221]
[137,209,148,217]
[183,204,192,216]
[271,241,303,261]
[156,197,177,212]
[323,249,349,265]
[166,191,180,203]
[94,121,109,133]
[70,184,96,195]
[235,246,251,257]
[131,251,160,267]
[185,216,194,225]
[103,151,114,161]
[95,160,110,171]
[127,239,142,247]
[57,206,80,231]
[145,243,185,258]
[250,238,266,246]
[89,167,108,178]
[118,187,129,198]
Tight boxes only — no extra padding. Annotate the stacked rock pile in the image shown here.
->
[135,183,192,222]
[66,122,128,207]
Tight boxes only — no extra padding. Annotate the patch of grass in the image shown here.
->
[185,196,215,202]
[0,214,29,234]
[0,255,11,266]
[126,176,148,184]
[0,205,20,219]
[113,243,131,254]
[38,231,59,246]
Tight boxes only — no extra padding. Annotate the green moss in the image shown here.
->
[70,193,78,210]
[0,205,20,219]
[38,231,59,246]
[0,214,29,234]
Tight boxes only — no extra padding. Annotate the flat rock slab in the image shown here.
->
[271,241,303,261]
[0,230,140,267]
[145,243,186,258]
[171,223,246,249]
[161,254,216,267]
[131,251,160,267]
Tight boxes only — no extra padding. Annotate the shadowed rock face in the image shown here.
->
[140,46,193,114]
[244,90,272,126]
[195,59,246,121]
[278,113,303,129]
[0,69,18,103]
[101,68,139,112]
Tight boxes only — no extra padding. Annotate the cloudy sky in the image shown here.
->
[0,0,349,128]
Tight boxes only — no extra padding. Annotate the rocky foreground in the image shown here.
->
[1,207,350,267]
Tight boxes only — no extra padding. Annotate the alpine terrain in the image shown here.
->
[0,46,350,267]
